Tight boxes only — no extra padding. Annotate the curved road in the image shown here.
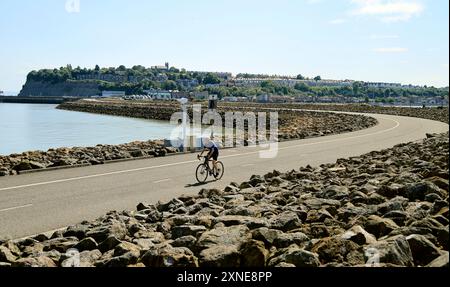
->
[0,112,448,239]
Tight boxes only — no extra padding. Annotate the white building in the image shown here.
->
[102,91,126,97]
[144,89,172,100]
[365,82,402,88]
[257,94,270,103]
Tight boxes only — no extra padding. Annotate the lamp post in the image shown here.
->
[178,97,189,152]
[208,94,218,139]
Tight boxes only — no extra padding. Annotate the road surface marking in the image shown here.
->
[153,178,171,184]
[0,117,400,192]
[0,204,33,213]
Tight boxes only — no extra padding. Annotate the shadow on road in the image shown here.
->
[184,180,216,188]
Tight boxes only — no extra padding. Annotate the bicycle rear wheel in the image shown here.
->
[213,161,225,180]
[196,164,209,183]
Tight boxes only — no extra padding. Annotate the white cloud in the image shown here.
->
[329,18,347,25]
[373,47,408,53]
[350,0,424,22]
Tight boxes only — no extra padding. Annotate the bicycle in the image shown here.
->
[195,155,225,183]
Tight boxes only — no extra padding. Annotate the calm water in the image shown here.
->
[0,103,178,156]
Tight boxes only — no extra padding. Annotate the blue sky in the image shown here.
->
[0,0,448,92]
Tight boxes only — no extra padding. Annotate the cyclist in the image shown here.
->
[198,137,220,176]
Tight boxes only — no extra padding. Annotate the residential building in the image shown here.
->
[223,96,239,102]
[151,62,170,71]
[257,94,270,103]
[102,90,126,97]
[229,78,354,88]
[176,79,199,89]
[155,73,169,82]
[144,89,172,100]
[171,91,190,99]
[270,95,294,103]
[193,91,209,100]
[365,82,402,88]
[76,73,127,83]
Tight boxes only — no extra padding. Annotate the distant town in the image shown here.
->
[9,63,450,106]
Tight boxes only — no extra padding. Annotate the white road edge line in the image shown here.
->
[153,178,171,184]
[0,117,400,192]
[0,204,33,213]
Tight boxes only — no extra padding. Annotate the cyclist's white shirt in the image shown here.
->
[204,141,218,149]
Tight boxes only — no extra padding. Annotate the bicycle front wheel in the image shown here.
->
[196,164,209,183]
[213,161,225,180]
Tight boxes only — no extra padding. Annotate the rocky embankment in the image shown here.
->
[0,141,177,176]
[1,133,448,267]
[57,100,378,141]
[0,100,377,176]
[221,103,450,124]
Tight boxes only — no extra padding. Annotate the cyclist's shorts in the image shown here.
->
[211,148,219,161]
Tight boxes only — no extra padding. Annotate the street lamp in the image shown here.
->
[178,97,189,151]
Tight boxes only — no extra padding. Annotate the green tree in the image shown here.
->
[314,76,322,81]
[203,73,221,85]
[294,83,310,92]
[162,80,177,90]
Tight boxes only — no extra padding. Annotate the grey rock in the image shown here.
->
[98,236,122,253]
[427,252,449,267]
[140,245,198,267]
[341,225,377,245]
[269,245,321,267]
[365,235,414,267]
[74,237,98,252]
[273,232,310,248]
[406,234,442,266]
[0,246,17,263]
[364,215,399,238]
[269,211,302,231]
[12,256,57,267]
[197,225,250,250]
[239,240,269,267]
[199,245,240,267]
[251,228,282,246]
[171,225,207,239]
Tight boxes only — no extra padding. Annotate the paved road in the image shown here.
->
[0,112,448,239]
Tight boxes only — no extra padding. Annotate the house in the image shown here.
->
[151,62,170,71]
[171,91,190,99]
[155,73,169,82]
[102,90,126,97]
[365,82,402,88]
[176,79,199,89]
[257,94,270,103]
[223,96,239,102]
[144,89,172,100]
[193,91,209,100]
[270,95,294,103]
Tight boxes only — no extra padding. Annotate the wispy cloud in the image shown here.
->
[350,0,424,22]
[373,47,408,53]
[329,18,347,25]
